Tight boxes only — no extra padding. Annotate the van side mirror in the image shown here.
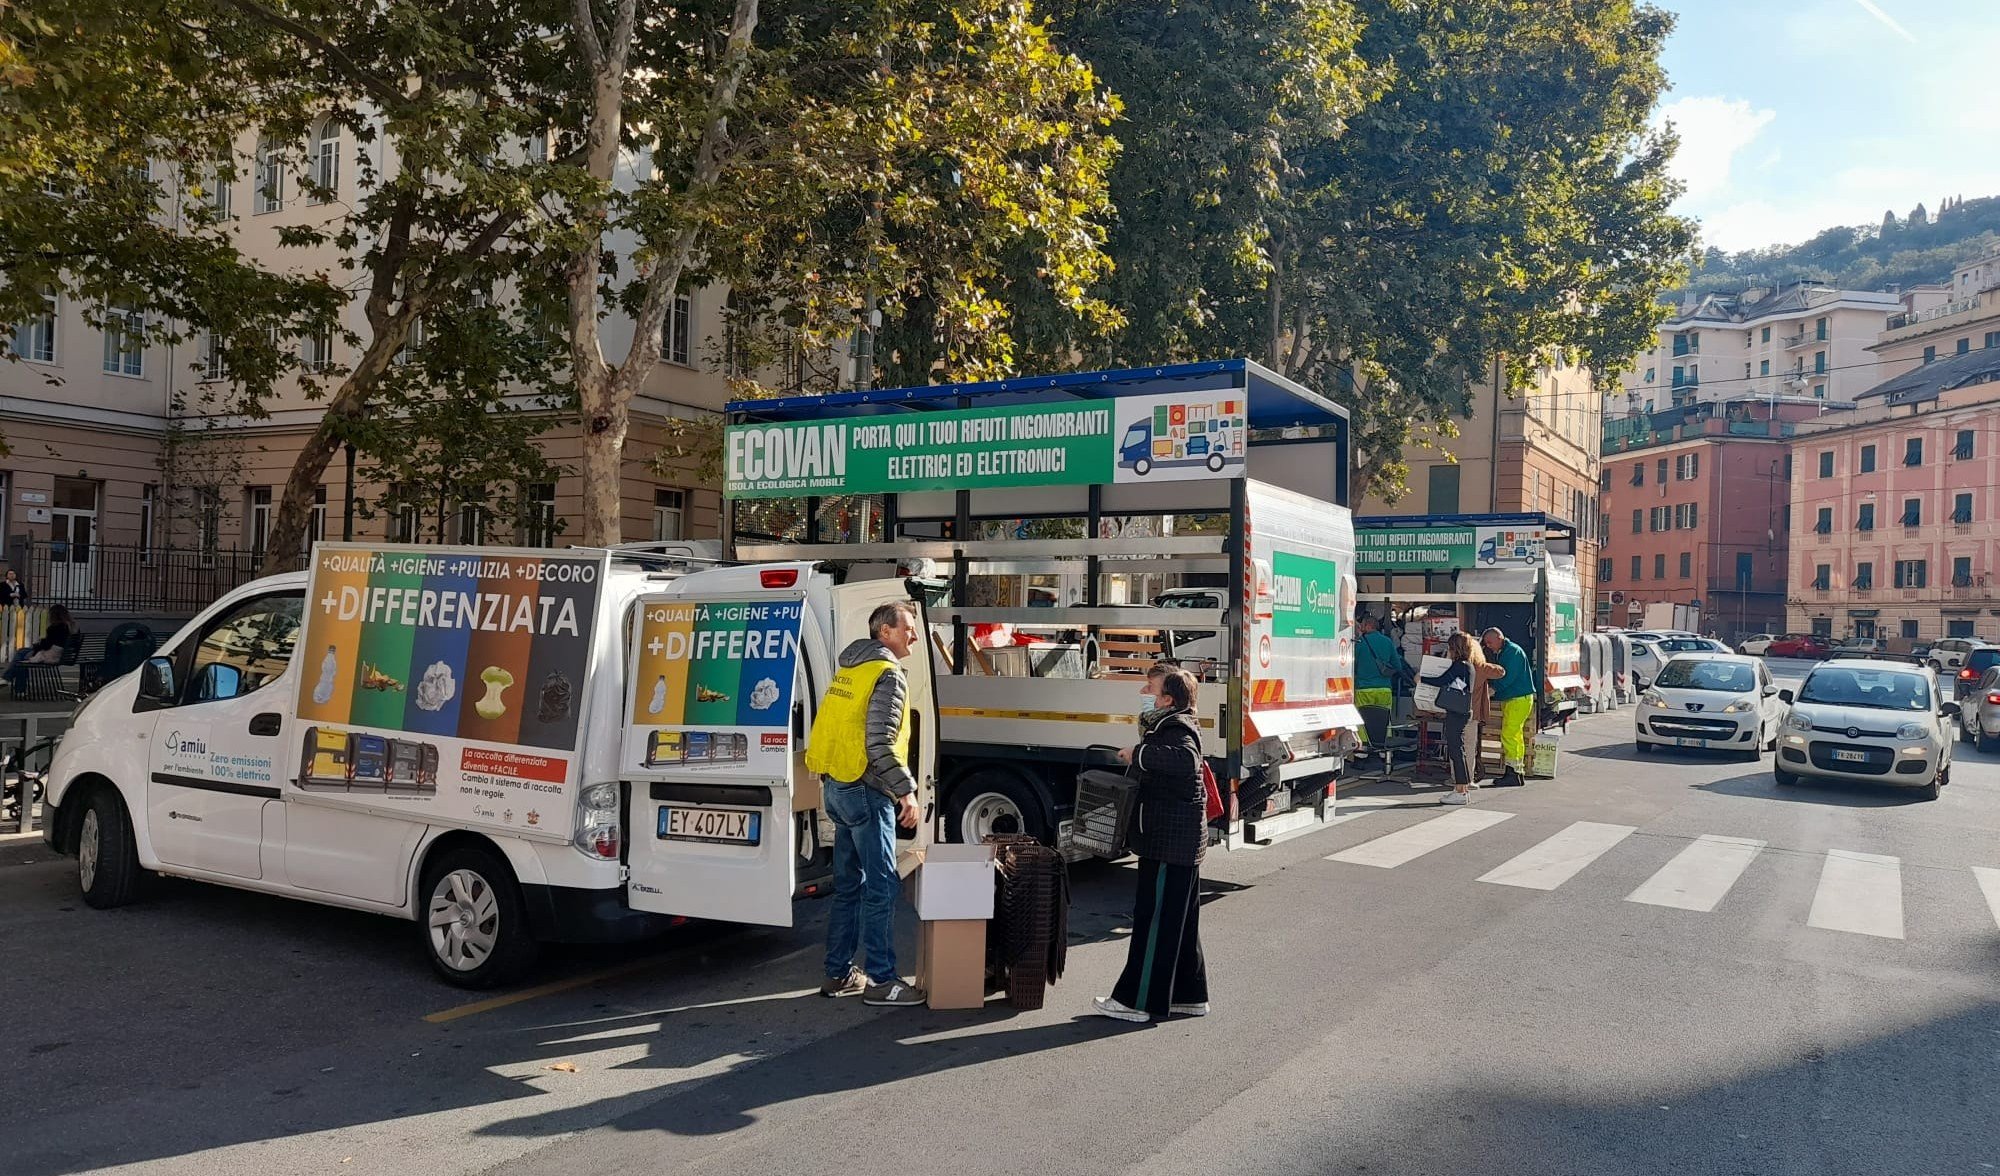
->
[1778,688,1795,705]
[139,656,176,703]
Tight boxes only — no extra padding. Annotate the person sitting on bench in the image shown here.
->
[7,605,75,694]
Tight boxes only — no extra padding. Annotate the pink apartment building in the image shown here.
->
[1788,347,2000,643]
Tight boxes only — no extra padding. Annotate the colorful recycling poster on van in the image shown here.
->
[622,596,802,778]
[724,392,1247,498]
[289,545,608,842]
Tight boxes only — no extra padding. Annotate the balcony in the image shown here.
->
[1781,330,1812,350]
[1886,296,1982,332]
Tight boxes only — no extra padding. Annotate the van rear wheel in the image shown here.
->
[78,786,143,909]
[947,773,1051,845]
[420,846,538,988]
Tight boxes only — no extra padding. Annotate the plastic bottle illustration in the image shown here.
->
[648,675,667,716]
[311,645,339,705]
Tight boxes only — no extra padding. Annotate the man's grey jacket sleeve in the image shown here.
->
[862,665,917,798]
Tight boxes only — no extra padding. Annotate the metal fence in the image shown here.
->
[9,540,264,614]
[0,709,74,835]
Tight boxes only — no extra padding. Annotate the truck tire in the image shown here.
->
[77,786,143,910]
[419,845,539,989]
[946,772,1052,845]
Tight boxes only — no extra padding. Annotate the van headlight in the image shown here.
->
[1895,722,1929,741]
[573,781,623,860]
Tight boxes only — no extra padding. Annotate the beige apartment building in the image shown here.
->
[1868,248,2000,374]
[3,123,754,613]
[1608,282,1906,418]
[1357,354,1602,612]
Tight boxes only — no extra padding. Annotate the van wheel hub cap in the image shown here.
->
[428,869,499,971]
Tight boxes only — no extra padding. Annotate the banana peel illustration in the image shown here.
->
[359,662,405,693]
[695,684,731,703]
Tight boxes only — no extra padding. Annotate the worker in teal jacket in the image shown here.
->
[1354,614,1405,752]
[1481,627,1535,786]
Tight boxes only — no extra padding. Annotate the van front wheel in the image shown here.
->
[78,786,143,909]
[420,846,538,988]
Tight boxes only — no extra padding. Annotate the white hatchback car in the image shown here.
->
[1776,659,1958,799]
[1635,653,1784,759]
[1737,634,1778,656]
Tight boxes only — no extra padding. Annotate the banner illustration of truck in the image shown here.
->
[724,390,1247,497]
[623,597,803,778]
[290,545,607,841]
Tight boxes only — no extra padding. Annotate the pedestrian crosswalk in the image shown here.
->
[1323,806,2000,940]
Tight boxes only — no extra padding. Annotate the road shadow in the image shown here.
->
[1696,770,1935,808]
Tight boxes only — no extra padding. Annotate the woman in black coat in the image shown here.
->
[1093,663,1209,1023]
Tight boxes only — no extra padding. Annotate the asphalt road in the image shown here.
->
[4,693,1997,1176]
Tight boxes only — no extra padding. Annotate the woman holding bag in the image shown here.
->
[1092,663,1209,1024]
[1421,631,1495,805]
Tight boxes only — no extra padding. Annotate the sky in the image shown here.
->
[1653,0,2000,253]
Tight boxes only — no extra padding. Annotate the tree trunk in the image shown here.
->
[577,371,629,547]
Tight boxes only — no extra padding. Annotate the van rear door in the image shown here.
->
[623,591,806,927]
[829,580,938,866]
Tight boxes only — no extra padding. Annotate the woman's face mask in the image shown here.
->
[1139,683,1159,714]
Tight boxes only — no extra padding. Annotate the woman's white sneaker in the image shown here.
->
[1091,995,1152,1023]
[1169,1002,1210,1017]
[1440,790,1471,805]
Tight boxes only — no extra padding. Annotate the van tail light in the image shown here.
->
[573,781,622,861]
[760,568,799,589]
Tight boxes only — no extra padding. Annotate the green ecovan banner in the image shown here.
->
[725,394,1248,498]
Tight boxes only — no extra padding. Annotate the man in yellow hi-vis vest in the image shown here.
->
[806,600,926,1007]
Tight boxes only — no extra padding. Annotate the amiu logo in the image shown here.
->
[165,730,208,755]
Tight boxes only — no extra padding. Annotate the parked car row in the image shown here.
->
[1739,632,2000,672]
[1633,646,1963,800]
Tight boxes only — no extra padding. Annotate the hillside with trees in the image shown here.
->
[1685,194,2000,296]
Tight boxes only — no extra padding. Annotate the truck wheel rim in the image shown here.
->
[79,810,100,890]
[962,791,1025,841]
[428,869,499,971]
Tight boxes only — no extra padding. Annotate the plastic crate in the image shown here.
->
[1070,769,1139,859]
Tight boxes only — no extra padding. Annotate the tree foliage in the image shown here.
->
[1686,193,2000,298]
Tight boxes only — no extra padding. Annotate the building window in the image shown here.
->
[1629,555,1641,580]
[1675,452,1699,480]
[1902,497,1921,527]
[138,484,156,566]
[1599,468,1611,490]
[1759,359,1770,377]
[100,304,145,376]
[387,483,420,542]
[247,486,273,558]
[1953,556,1973,588]
[1814,351,1826,374]
[663,293,692,366]
[308,121,340,204]
[1818,451,1833,478]
[1856,502,1874,532]
[1955,429,1974,460]
[200,332,227,382]
[1923,345,1936,365]
[1853,562,1872,589]
[1599,560,1613,583]
[1893,559,1927,589]
[1954,492,1973,524]
[1815,316,1827,341]
[1631,508,1642,534]
[1643,367,1654,383]
[1949,619,1975,637]
[1599,512,1611,541]
[1958,337,1972,356]
[1812,385,1825,399]
[1814,507,1832,534]
[653,488,685,540]
[254,136,284,213]
[457,496,488,545]
[1859,444,1875,473]
[1812,564,1830,590]
[1679,552,1691,578]
[11,289,58,363]
[194,487,222,565]
[1630,462,1644,487]
[302,325,333,372]
[1426,464,1461,515]
[1902,619,1919,640]
[206,158,233,220]
[521,481,557,547]
[1761,326,1771,343]
[1654,554,1666,580]
[1671,365,1685,387]
[1986,331,2000,349]
[304,485,328,552]
[1656,458,1667,484]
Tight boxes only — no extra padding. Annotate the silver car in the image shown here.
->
[1957,666,2000,752]
[1776,659,1959,799]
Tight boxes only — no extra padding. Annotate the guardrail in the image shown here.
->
[0,710,74,836]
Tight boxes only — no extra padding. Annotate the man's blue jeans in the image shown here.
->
[822,780,900,985]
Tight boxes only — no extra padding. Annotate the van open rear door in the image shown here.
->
[623,591,806,927]
[829,579,938,872]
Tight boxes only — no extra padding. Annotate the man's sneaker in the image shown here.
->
[1169,1002,1210,1017]
[1440,790,1471,805]
[863,980,927,1007]
[1090,995,1152,1023]
[1497,768,1526,787]
[820,967,867,998]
